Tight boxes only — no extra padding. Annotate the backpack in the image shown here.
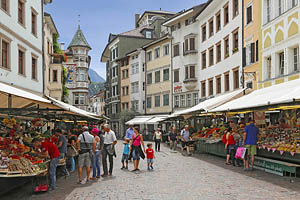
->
[222,134,227,144]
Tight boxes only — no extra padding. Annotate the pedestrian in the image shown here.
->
[233,126,242,167]
[243,118,259,171]
[44,126,52,137]
[67,130,77,172]
[168,126,177,152]
[146,143,155,170]
[32,138,60,191]
[55,129,69,176]
[130,128,145,172]
[77,126,95,184]
[101,124,117,177]
[121,138,130,170]
[224,128,235,165]
[181,125,191,155]
[91,128,101,180]
[153,128,162,152]
[126,123,134,161]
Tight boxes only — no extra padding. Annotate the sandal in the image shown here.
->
[225,162,231,165]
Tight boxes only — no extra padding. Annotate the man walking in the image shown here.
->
[181,125,191,155]
[102,124,117,177]
[243,118,259,171]
[168,126,178,152]
[77,126,95,184]
[125,123,134,140]
[55,129,69,176]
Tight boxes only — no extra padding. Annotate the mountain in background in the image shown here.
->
[88,68,105,83]
[89,82,105,96]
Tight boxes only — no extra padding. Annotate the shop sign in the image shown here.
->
[174,85,182,93]
[254,111,265,125]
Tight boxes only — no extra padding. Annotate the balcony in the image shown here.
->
[51,54,64,64]
[183,49,198,56]
[183,78,197,91]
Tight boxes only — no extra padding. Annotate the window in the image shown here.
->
[177,22,181,29]
[233,69,239,89]
[224,36,229,58]
[202,51,206,69]
[216,42,221,63]
[155,71,160,83]
[163,94,169,106]
[131,64,139,74]
[74,94,79,105]
[174,44,179,57]
[186,94,192,107]
[131,82,139,93]
[111,47,118,60]
[53,70,58,82]
[79,94,86,105]
[209,47,214,66]
[32,57,37,80]
[209,79,213,96]
[163,44,169,56]
[185,65,195,79]
[146,51,152,62]
[184,37,196,53]
[278,0,283,16]
[267,0,271,22]
[18,0,25,25]
[225,73,230,91]
[246,82,253,89]
[78,69,86,81]
[146,31,152,39]
[209,18,214,37]
[190,38,195,51]
[193,93,198,105]
[294,47,299,71]
[292,0,298,7]
[202,24,206,42]
[147,97,152,108]
[216,12,221,32]
[216,76,221,94]
[224,4,229,25]
[122,69,128,79]
[174,70,179,82]
[147,73,152,84]
[171,25,175,32]
[246,5,253,24]
[154,47,160,59]
[155,96,160,107]
[1,40,9,69]
[1,0,8,12]
[232,29,239,52]
[233,0,239,18]
[31,11,37,36]
[201,82,206,97]
[143,82,145,91]
[18,49,25,75]
[279,52,284,75]
[175,96,179,107]
[131,101,139,111]
[180,95,185,107]
[163,68,169,81]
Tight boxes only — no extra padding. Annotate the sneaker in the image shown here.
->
[147,167,150,171]
[101,174,108,177]
[108,173,112,176]
[243,168,249,171]
[121,167,125,170]
[150,166,153,170]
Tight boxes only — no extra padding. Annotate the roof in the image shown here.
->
[68,26,91,50]
[119,25,153,37]
[137,10,175,25]
[142,35,170,49]
[44,12,59,36]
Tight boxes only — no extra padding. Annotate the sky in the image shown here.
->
[45,0,207,80]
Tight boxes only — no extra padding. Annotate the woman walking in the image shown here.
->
[130,128,145,172]
[91,128,101,179]
[153,128,162,152]
[67,130,77,172]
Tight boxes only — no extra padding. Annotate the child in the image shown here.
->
[146,143,155,170]
[121,138,130,170]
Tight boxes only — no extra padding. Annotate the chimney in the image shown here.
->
[135,14,140,28]
[60,42,65,51]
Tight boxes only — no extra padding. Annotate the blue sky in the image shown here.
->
[45,0,206,79]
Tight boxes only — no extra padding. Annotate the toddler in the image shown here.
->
[146,143,155,170]
[121,138,130,170]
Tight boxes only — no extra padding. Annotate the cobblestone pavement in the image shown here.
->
[3,141,300,200]
[63,141,300,200]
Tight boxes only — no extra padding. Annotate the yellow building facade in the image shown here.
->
[119,56,130,111]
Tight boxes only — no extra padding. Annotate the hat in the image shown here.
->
[92,128,99,135]
[129,123,134,126]
[83,126,89,131]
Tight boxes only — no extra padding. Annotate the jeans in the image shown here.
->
[70,156,75,172]
[58,153,69,175]
[93,151,101,177]
[49,157,59,189]
[170,140,177,151]
[102,145,113,175]
[155,139,161,151]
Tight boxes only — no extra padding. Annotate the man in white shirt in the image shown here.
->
[101,124,117,177]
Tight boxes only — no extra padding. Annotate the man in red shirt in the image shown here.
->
[33,138,60,191]
[146,143,155,170]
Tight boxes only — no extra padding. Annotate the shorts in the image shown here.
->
[245,145,257,156]
[132,149,140,161]
[147,159,153,163]
[121,154,129,162]
[181,141,189,148]
[226,145,235,154]
[78,152,91,167]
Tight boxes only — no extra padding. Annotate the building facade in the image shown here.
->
[64,25,91,111]
[43,12,63,100]
[88,89,105,116]
[0,0,52,95]
[144,36,172,115]
[197,0,243,101]
[260,0,300,88]
[119,56,130,111]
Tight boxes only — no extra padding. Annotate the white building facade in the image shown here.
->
[127,49,145,114]
[197,0,243,100]
[0,0,51,95]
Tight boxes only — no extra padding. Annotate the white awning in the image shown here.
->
[144,115,169,124]
[126,116,154,125]
[0,82,57,109]
[211,79,300,112]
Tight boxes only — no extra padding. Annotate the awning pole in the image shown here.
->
[8,94,12,109]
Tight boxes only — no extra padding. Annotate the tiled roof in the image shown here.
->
[68,26,91,49]
[119,25,153,38]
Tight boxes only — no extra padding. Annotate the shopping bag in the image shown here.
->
[235,147,246,159]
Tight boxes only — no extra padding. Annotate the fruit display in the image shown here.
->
[192,126,227,143]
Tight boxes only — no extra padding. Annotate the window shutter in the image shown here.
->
[251,43,255,63]
[242,47,246,67]
[256,40,259,62]
[116,47,118,58]
[183,42,185,54]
